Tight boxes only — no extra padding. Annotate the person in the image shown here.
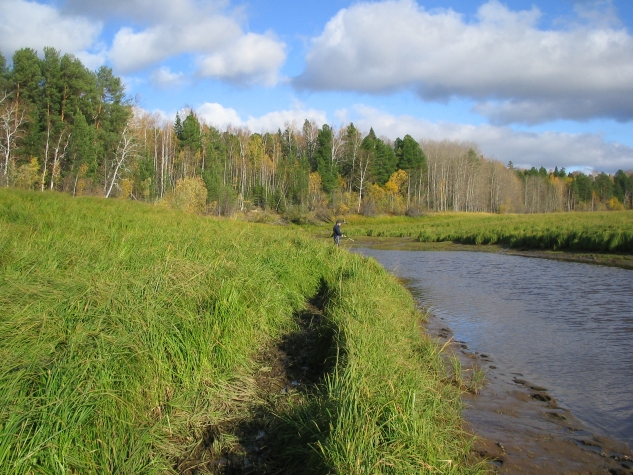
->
[333,220,343,247]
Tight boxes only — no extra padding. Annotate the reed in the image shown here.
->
[330,212,633,252]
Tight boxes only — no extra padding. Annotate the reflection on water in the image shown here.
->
[355,249,633,447]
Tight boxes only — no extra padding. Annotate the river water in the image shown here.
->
[355,249,633,448]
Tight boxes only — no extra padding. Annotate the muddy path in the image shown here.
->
[425,314,633,474]
[175,297,334,475]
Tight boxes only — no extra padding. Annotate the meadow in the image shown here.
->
[0,189,483,474]
[328,211,633,253]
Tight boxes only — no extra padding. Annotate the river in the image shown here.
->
[354,249,633,449]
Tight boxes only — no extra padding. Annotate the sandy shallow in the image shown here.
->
[425,314,633,474]
[346,238,633,473]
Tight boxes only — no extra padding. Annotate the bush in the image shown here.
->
[165,176,208,214]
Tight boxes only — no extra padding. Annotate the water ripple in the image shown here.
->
[356,249,633,447]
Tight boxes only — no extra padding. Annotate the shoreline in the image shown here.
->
[346,237,633,473]
[424,313,633,473]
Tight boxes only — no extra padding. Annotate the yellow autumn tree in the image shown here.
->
[166,176,208,214]
[13,158,40,190]
[308,172,326,211]
[384,169,408,213]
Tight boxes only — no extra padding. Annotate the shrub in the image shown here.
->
[166,176,208,214]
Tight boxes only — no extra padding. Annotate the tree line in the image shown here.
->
[1,47,631,216]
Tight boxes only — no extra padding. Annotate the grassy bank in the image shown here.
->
[0,189,481,474]
[319,212,633,253]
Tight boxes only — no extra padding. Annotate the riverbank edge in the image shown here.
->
[342,236,633,270]
[422,311,633,474]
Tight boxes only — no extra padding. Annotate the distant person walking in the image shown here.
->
[333,220,343,247]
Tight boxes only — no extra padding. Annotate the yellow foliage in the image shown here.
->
[248,134,265,166]
[119,179,134,199]
[367,183,386,201]
[166,176,208,214]
[308,172,322,195]
[607,197,625,211]
[497,198,513,214]
[14,158,40,190]
[385,170,408,195]
[308,172,328,211]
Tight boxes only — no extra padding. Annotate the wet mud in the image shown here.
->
[425,314,633,474]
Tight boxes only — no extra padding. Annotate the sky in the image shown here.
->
[1,0,632,174]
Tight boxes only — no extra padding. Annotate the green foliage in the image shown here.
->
[1,47,131,191]
[175,111,202,154]
[315,124,339,193]
[362,128,398,186]
[396,134,426,171]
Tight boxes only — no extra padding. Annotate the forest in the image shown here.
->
[1,47,632,217]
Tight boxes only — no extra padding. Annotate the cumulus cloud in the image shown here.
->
[150,66,187,89]
[195,102,328,132]
[101,0,286,85]
[0,0,102,59]
[196,103,244,130]
[108,16,240,73]
[196,32,286,86]
[345,105,633,173]
[295,0,633,124]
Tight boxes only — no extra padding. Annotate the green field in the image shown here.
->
[321,212,633,253]
[0,189,483,474]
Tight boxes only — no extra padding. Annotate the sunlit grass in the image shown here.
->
[0,189,484,474]
[327,212,633,252]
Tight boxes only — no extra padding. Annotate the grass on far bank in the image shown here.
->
[0,188,483,474]
[310,211,633,253]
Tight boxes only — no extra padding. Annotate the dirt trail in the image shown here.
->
[176,301,331,474]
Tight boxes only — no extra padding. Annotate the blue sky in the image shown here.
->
[1,0,632,173]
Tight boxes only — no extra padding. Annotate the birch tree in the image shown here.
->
[0,93,27,184]
[105,123,136,198]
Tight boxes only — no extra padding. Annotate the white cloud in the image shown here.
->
[0,0,102,59]
[196,103,244,130]
[103,0,286,86]
[196,32,286,86]
[347,105,633,173]
[108,16,240,73]
[295,0,633,124]
[195,102,327,132]
[150,66,187,89]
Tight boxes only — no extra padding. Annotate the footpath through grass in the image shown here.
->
[0,189,482,474]
[328,212,633,253]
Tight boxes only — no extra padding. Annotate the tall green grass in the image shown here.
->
[332,212,633,252]
[0,189,482,474]
[287,256,472,473]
